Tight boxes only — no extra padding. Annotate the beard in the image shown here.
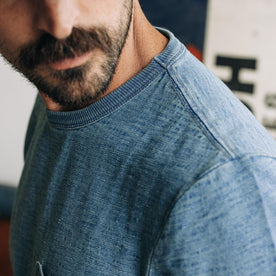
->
[3,2,133,111]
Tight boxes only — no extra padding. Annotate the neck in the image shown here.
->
[106,0,168,95]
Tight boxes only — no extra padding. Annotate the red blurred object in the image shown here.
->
[0,220,13,276]
[187,44,203,62]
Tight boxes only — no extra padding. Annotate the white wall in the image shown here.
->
[0,56,36,187]
[204,0,276,138]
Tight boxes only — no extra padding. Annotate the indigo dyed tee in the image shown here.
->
[10,29,276,275]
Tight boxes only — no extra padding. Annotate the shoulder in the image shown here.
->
[156,31,276,160]
[146,31,276,274]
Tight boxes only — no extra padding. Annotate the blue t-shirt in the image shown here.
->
[10,29,276,275]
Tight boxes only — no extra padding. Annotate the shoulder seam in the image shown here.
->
[165,58,234,159]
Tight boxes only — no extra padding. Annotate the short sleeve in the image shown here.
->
[148,155,276,275]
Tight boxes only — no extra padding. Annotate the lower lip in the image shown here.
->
[49,52,92,71]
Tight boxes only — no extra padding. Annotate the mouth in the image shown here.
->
[48,51,92,71]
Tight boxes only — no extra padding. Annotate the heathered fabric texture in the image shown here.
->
[10,29,276,275]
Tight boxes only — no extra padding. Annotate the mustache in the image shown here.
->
[18,27,112,70]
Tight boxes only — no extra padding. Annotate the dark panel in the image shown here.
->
[140,0,208,51]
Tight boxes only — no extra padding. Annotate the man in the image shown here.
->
[1,0,276,275]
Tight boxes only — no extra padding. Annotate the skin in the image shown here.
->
[0,0,168,111]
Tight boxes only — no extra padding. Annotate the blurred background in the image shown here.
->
[1,0,276,274]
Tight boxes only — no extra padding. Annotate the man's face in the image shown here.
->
[0,0,133,110]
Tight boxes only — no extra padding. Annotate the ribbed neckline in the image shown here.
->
[47,28,183,129]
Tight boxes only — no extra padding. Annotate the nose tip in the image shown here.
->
[36,0,79,39]
[48,15,76,40]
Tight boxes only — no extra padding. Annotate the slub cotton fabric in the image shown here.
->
[10,29,276,275]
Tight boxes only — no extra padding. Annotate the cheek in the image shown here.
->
[77,0,124,28]
[0,22,31,67]
[0,27,15,61]
[0,25,21,62]
[0,2,34,56]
